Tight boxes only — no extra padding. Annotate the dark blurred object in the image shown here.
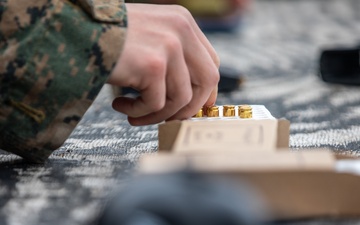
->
[124,0,250,32]
[97,172,267,225]
[218,66,244,92]
[319,46,360,85]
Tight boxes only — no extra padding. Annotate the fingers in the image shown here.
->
[110,4,220,125]
[167,61,220,121]
[127,37,193,125]
[112,54,167,118]
[166,26,220,121]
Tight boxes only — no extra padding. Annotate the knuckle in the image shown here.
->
[173,15,195,35]
[177,89,193,107]
[214,53,221,68]
[166,6,193,32]
[142,55,166,79]
[173,14,192,32]
[206,66,220,86]
[149,99,165,112]
[172,5,192,18]
[163,35,182,53]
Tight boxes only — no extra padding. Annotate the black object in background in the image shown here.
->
[319,47,360,85]
[218,65,244,92]
[97,172,268,225]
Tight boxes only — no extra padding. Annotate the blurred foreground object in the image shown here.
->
[319,46,360,85]
[125,0,251,32]
[97,172,267,225]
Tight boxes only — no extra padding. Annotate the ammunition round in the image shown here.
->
[223,105,235,117]
[193,109,203,118]
[238,105,253,118]
[207,106,219,117]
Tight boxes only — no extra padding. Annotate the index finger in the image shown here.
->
[112,80,166,118]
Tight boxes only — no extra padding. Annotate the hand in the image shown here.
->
[108,3,220,126]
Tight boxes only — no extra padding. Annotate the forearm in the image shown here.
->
[0,0,127,162]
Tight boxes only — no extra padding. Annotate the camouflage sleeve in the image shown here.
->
[0,0,127,162]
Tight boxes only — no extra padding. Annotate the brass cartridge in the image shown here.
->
[238,105,252,118]
[207,106,219,117]
[223,105,235,117]
[193,109,203,118]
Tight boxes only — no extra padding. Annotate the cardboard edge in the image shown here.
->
[276,119,290,149]
[158,121,182,151]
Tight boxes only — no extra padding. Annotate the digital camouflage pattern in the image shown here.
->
[0,0,127,162]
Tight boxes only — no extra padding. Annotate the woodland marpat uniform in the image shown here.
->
[0,0,127,162]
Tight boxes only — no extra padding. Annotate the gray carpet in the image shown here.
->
[1,0,360,224]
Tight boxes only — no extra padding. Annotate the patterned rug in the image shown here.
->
[0,0,360,224]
